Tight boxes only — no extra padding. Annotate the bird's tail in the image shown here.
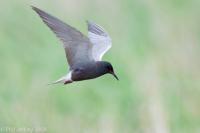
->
[48,76,66,85]
[48,72,73,85]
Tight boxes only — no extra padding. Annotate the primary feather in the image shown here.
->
[32,6,93,69]
[87,20,112,61]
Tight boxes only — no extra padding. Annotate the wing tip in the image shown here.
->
[87,20,109,36]
[31,5,39,12]
[86,20,93,30]
[31,5,46,17]
[86,20,93,25]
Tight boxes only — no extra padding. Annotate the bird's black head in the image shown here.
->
[99,61,119,80]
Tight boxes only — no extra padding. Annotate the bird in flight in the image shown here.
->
[32,6,118,84]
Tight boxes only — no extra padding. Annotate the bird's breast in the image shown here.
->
[71,65,105,81]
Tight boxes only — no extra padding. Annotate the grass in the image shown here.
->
[0,0,200,132]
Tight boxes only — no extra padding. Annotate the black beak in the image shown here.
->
[111,72,119,80]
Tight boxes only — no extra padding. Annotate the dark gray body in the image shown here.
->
[32,6,118,84]
[71,61,110,81]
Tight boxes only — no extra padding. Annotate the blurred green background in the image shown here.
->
[0,0,200,133]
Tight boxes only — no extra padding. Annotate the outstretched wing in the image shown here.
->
[87,20,112,61]
[32,6,93,69]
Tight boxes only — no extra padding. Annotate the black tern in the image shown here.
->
[32,6,118,84]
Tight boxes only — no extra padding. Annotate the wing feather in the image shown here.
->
[87,21,112,61]
[32,6,93,69]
